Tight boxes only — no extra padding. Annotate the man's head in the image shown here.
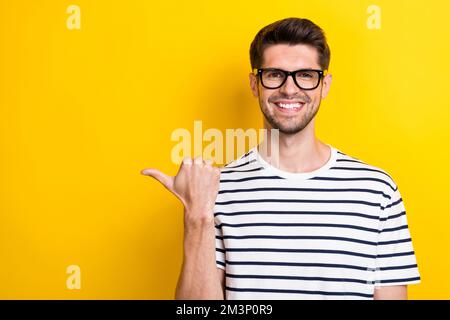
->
[249,18,332,135]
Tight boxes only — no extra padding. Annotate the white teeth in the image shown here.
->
[276,102,302,109]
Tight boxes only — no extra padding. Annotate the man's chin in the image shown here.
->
[261,110,309,134]
[278,127,305,135]
[269,122,306,135]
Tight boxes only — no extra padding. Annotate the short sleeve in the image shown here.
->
[374,185,421,286]
[215,221,226,270]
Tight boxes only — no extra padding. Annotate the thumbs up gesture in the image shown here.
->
[141,157,221,226]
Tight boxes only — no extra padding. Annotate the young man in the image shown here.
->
[142,18,420,300]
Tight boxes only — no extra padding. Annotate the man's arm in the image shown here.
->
[174,214,225,300]
[142,156,223,300]
[374,285,407,300]
[219,268,225,297]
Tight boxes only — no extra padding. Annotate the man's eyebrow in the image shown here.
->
[263,66,320,70]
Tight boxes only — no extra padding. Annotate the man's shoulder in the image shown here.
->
[333,146,398,192]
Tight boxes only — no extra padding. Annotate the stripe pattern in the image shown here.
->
[214,145,420,300]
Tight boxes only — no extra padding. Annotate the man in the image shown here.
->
[141,17,420,300]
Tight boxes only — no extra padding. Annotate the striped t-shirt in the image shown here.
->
[214,144,420,300]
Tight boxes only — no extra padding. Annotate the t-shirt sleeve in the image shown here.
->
[215,219,226,270]
[374,185,421,286]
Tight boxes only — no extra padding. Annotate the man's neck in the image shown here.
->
[257,123,331,174]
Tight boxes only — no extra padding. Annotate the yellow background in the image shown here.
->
[1,0,449,299]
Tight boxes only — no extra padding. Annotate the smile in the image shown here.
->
[273,101,305,112]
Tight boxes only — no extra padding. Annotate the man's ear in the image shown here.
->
[321,73,332,99]
[249,72,259,98]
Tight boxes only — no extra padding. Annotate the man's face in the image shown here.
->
[249,44,332,134]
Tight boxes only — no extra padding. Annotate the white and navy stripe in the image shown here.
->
[214,145,420,300]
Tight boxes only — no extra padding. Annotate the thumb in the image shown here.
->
[141,168,174,193]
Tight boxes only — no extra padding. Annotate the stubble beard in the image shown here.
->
[260,98,321,135]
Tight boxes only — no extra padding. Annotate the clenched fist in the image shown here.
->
[141,156,221,226]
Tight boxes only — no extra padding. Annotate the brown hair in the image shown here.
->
[249,17,330,71]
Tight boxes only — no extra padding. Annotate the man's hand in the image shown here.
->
[141,156,221,225]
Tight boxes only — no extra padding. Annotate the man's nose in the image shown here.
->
[279,75,300,96]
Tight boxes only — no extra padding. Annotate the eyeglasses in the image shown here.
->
[255,68,325,90]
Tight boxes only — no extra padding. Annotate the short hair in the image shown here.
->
[249,17,331,71]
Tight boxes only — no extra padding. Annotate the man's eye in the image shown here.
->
[266,71,283,78]
[298,72,313,78]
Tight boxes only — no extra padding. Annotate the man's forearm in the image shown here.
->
[374,285,407,300]
[175,216,224,300]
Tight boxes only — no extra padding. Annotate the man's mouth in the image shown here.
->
[272,101,305,113]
